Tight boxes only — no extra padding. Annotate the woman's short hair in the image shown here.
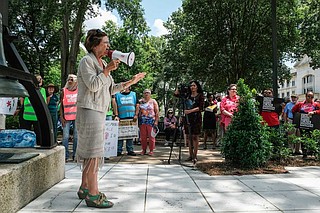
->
[84,29,108,53]
[227,84,237,91]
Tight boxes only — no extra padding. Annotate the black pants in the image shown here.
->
[165,128,176,142]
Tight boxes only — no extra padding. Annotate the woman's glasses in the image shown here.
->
[307,95,314,98]
[190,84,196,87]
[68,78,74,82]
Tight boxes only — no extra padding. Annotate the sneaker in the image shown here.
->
[127,151,137,156]
[164,140,169,146]
[148,151,154,156]
[173,143,177,147]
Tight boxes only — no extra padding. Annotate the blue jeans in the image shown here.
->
[117,139,134,153]
[62,120,78,159]
[106,115,113,120]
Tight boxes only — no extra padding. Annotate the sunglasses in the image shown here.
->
[307,95,313,98]
[190,84,196,87]
[89,29,105,42]
[68,78,74,82]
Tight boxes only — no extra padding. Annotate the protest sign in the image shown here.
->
[0,98,18,115]
[104,120,119,157]
[118,119,139,140]
[256,96,284,113]
[293,112,320,130]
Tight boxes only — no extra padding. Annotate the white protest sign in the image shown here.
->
[118,119,139,140]
[262,97,275,111]
[300,113,313,128]
[0,98,18,115]
[104,120,119,157]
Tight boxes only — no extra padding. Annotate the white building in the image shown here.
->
[279,55,320,100]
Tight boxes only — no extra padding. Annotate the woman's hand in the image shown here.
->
[131,72,146,84]
[308,111,315,117]
[184,109,192,115]
[104,59,120,75]
[60,116,66,127]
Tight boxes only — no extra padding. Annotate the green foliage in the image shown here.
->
[267,126,292,162]
[297,0,320,69]
[164,0,299,92]
[8,0,61,76]
[5,116,19,129]
[45,63,62,88]
[292,129,320,159]
[221,79,272,169]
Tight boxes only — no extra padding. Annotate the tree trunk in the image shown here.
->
[60,0,70,88]
[67,0,89,80]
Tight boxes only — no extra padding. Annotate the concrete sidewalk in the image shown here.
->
[18,146,320,212]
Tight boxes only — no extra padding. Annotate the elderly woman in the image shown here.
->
[136,89,159,156]
[76,29,145,208]
[220,84,239,132]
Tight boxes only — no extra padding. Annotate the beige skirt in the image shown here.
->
[76,107,105,168]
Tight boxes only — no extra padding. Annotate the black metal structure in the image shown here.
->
[0,3,55,148]
[271,0,278,97]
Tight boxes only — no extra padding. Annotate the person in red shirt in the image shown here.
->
[260,88,280,128]
[292,91,320,115]
[291,91,320,157]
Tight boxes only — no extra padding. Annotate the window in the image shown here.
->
[282,93,285,98]
[286,81,290,87]
[302,75,315,94]
[292,90,295,95]
[287,92,290,97]
[292,80,295,87]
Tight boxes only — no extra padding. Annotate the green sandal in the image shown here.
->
[85,193,114,208]
[77,187,107,200]
[77,186,89,199]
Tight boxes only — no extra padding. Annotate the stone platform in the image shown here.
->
[0,146,65,213]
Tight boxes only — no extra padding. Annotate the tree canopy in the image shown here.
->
[6,0,320,106]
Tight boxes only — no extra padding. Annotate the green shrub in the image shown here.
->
[221,79,272,169]
[5,115,19,129]
[292,129,320,159]
[268,125,291,162]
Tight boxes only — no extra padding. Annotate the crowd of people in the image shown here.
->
[2,28,320,209]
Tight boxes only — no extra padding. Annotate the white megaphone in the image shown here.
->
[107,50,135,67]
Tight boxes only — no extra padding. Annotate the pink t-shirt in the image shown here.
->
[220,95,239,128]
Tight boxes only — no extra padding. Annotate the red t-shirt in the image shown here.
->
[261,111,279,127]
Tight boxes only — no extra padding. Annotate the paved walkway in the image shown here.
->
[18,145,320,212]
